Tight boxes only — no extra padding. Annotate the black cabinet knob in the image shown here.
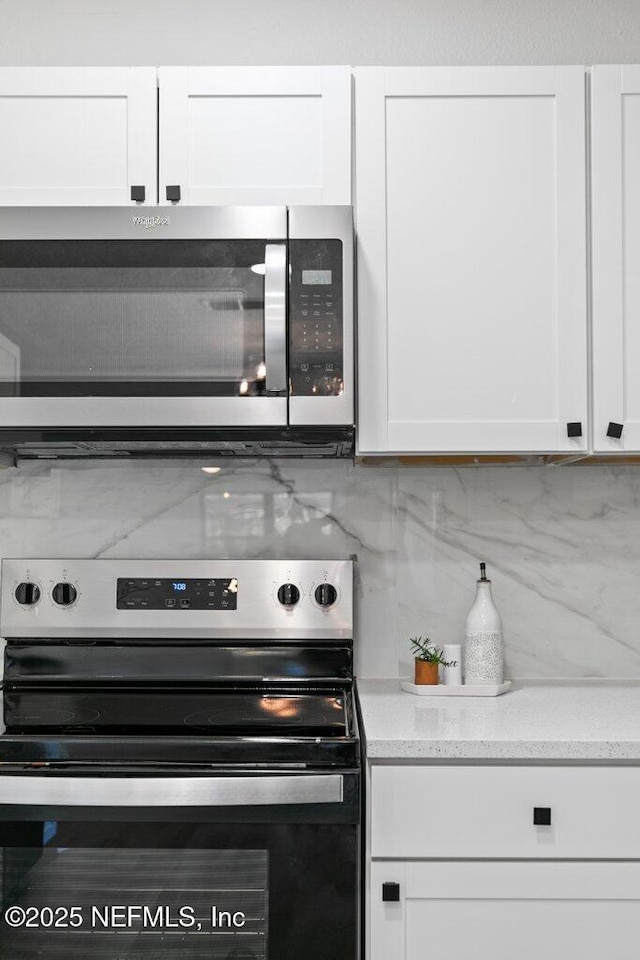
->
[607,422,623,439]
[533,806,552,826]
[314,583,338,607]
[130,185,146,202]
[277,583,300,607]
[14,582,40,606]
[566,422,582,438]
[51,582,78,606]
[166,185,181,202]
[382,882,400,902]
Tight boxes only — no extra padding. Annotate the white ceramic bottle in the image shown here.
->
[464,562,504,685]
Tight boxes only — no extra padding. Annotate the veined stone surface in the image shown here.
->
[0,459,638,679]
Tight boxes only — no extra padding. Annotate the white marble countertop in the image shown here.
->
[356,679,640,760]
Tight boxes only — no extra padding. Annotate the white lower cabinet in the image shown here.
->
[369,764,640,960]
[371,860,640,960]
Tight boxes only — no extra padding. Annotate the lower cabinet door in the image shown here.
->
[371,860,640,960]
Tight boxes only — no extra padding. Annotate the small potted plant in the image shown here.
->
[410,636,457,685]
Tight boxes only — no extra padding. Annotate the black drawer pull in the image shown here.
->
[533,806,552,826]
[566,422,582,438]
[130,185,145,202]
[607,421,623,439]
[382,882,400,902]
[166,185,181,202]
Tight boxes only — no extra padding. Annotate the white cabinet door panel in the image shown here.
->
[0,68,157,205]
[159,67,351,206]
[356,67,588,454]
[592,65,640,452]
[371,861,640,960]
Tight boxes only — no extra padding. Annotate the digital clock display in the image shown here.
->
[172,582,187,591]
[302,269,332,285]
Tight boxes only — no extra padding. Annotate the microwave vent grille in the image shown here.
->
[1,427,354,461]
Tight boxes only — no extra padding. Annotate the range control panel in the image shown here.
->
[0,559,354,641]
[289,239,343,397]
[116,578,238,611]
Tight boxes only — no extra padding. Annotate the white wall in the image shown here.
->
[1,0,640,67]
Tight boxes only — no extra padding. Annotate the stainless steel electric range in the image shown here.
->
[0,558,360,960]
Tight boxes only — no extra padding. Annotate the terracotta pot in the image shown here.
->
[414,658,439,685]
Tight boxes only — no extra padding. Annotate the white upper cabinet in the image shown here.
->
[0,68,157,205]
[356,67,588,455]
[592,66,640,452]
[158,67,351,206]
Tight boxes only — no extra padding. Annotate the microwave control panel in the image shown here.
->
[289,240,343,397]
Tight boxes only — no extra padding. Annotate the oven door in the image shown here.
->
[0,207,288,427]
[0,771,359,960]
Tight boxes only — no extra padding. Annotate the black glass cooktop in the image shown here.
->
[3,688,349,737]
[0,640,359,768]
[0,689,358,768]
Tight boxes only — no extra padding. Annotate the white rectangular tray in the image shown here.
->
[401,680,512,697]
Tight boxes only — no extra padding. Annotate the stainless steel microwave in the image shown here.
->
[0,206,353,459]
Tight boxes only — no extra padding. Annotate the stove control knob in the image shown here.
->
[277,583,300,607]
[315,583,338,608]
[14,582,41,606]
[52,582,77,606]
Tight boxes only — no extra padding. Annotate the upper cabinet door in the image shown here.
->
[356,67,588,455]
[0,68,157,205]
[592,66,640,453]
[158,67,351,206]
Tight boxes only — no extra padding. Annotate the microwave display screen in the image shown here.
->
[302,269,332,285]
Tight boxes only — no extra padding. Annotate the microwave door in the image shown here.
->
[0,235,287,428]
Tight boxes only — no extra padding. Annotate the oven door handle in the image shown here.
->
[263,242,287,394]
[0,774,343,807]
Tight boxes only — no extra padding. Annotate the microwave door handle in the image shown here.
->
[0,774,343,807]
[263,243,287,394]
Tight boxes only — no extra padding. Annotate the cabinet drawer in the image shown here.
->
[371,765,640,859]
[370,860,640,960]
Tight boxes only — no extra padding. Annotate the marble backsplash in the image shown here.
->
[1,457,639,679]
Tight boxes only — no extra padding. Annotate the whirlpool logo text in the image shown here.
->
[131,215,171,228]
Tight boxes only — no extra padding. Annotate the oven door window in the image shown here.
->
[0,240,274,397]
[0,819,357,960]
